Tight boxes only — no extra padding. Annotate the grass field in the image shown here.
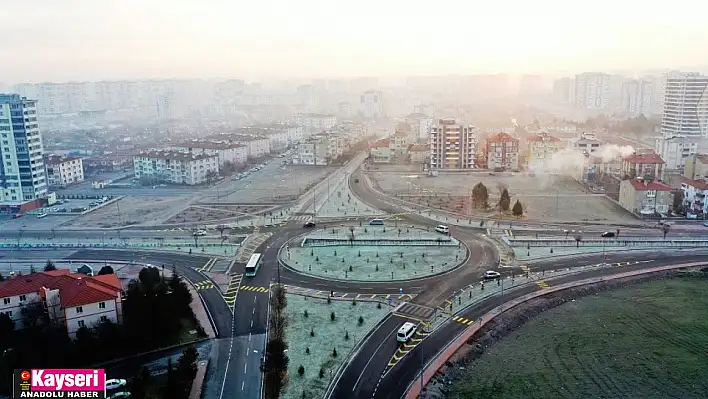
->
[450,277,708,399]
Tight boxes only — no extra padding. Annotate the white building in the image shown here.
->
[206,132,272,159]
[370,139,392,163]
[360,90,384,119]
[656,72,708,169]
[413,103,435,117]
[405,113,434,141]
[248,123,304,151]
[293,134,330,165]
[133,151,220,185]
[620,79,653,116]
[429,119,478,170]
[0,269,123,338]
[295,113,337,132]
[552,77,575,104]
[0,94,48,210]
[569,133,603,155]
[169,141,248,166]
[45,155,84,187]
[575,72,611,110]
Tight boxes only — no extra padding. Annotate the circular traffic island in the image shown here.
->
[280,225,468,282]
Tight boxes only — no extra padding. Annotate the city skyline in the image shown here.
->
[2,0,708,82]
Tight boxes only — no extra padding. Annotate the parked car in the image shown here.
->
[601,232,615,238]
[483,270,501,279]
[303,221,316,228]
[105,378,127,391]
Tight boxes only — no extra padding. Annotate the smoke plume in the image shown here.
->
[528,144,636,176]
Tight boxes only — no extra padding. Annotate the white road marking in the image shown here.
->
[251,320,253,327]
[244,363,247,373]
[241,381,245,391]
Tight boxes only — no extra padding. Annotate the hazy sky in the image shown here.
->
[2,0,708,82]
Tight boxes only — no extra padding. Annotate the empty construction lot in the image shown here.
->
[369,171,638,224]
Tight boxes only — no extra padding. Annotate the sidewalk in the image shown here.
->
[189,360,209,399]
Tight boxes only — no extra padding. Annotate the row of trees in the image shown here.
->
[264,285,289,399]
[472,183,524,217]
[0,265,203,395]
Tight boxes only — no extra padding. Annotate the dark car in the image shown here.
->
[303,221,316,228]
[601,232,615,238]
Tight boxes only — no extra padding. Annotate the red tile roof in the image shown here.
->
[372,139,391,148]
[682,177,708,190]
[0,271,121,308]
[487,132,519,143]
[409,144,428,152]
[623,152,664,164]
[628,179,673,191]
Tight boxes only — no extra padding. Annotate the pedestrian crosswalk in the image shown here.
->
[288,215,313,221]
[194,281,215,290]
[451,315,475,326]
[197,258,217,272]
[393,302,436,322]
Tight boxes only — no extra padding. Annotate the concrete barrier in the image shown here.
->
[404,261,708,399]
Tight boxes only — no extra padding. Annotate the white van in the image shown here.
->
[397,322,418,343]
[435,225,449,235]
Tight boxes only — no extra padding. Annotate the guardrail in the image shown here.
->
[505,236,708,248]
[403,261,708,399]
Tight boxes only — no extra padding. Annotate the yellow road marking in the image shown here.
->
[356,294,361,299]
[392,313,426,323]
[369,294,376,299]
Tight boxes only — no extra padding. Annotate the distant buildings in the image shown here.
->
[133,151,219,185]
[574,73,611,110]
[405,113,434,141]
[203,133,271,159]
[429,119,478,170]
[526,132,564,170]
[409,144,429,164]
[44,155,84,187]
[552,77,575,105]
[485,132,519,171]
[0,269,123,338]
[620,79,653,116]
[0,94,49,211]
[168,141,248,166]
[360,90,384,119]
[413,103,435,117]
[370,139,392,163]
[655,72,708,169]
[295,113,337,131]
[618,177,673,215]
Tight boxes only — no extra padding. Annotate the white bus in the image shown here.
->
[245,253,263,277]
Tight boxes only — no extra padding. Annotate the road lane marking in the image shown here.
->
[536,280,550,289]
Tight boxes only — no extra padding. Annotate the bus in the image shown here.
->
[245,253,263,277]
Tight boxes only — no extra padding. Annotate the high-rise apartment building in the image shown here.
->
[0,94,48,210]
[620,79,653,116]
[360,90,384,119]
[429,119,478,170]
[552,77,575,104]
[655,72,708,169]
[575,72,611,110]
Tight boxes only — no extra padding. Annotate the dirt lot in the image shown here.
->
[215,165,336,203]
[60,196,190,228]
[370,171,638,223]
[164,204,275,225]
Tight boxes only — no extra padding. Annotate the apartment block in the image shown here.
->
[295,113,337,131]
[527,132,564,170]
[0,94,48,211]
[133,151,219,185]
[360,90,384,119]
[293,134,330,166]
[429,119,478,170]
[570,132,602,155]
[485,132,519,171]
[621,150,665,180]
[620,79,653,116]
[169,141,248,166]
[45,155,84,187]
[0,269,123,338]
[575,72,611,110]
[619,177,673,215]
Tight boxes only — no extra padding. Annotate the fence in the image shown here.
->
[504,236,708,248]
[301,237,456,247]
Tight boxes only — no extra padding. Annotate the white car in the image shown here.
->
[483,271,501,279]
[105,379,127,391]
[193,230,207,236]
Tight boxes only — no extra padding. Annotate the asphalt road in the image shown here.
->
[335,252,708,399]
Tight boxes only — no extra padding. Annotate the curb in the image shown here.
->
[90,337,210,369]
[323,312,394,399]
[403,261,708,399]
[519,247,706,263]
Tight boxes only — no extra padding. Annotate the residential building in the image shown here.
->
[83,154,134,173]
[621,150,665,179]
[575,72,611,110]
[486,132,520,171]
[295,113,337,131]
[527,132,564,170]
[293,134,330,166]
[360,90,384,119]
[296,85,320,113]
[552,77,575,104]
[618,177,673,215]
[405,113,434,141]
[204,133,271,158]
[620,79,653,115]
[409,144,429,164]
[0,269,123,338]
[370,139,392,163]
[570,132,602,155]
[429,119,478,170]
[237,124,303,152]
[133,151,219,185]
[391,126,411,156]
[44,155,84,187]
[683,153,708,180]
[169,141,248,166]
[680,177,708,218]
[655,135,704,170]
[336,102,351,118]
[413,103,435,117]
[0,94,48,211]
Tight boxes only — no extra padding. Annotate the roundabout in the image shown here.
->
[279,225,469,282]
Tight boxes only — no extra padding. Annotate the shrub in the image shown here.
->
[332,348,338,357]
[377,302,381,309]
[358,316,364,325]
[304,310,308,318]
[330,311,335,321]
[306,347,310,354]
[298,365,305,376]
[319,368,324,378]
[352,298,356,306]
[327,297,331,304]
[345,331,349,340]
[310,328,315,337]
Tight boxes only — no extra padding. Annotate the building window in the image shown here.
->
[100,316,108,323]
[77,320,85,328]
[75,306,83,314]
[3,298,9,305]
[98,302,106,309]
[19,295,26,302]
